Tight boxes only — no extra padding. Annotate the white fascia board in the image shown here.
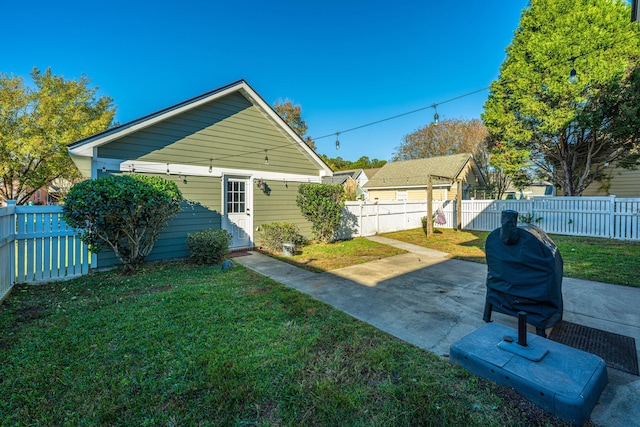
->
[96,157,323,183]
[365,184,450,190]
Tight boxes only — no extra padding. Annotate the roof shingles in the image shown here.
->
[364,153,476,188]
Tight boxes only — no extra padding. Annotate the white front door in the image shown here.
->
[224,177,252,249]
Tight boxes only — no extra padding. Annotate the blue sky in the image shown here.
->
[3,0,530,162]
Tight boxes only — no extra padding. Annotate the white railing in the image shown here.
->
[0,202,90,298]
[343,196,640,241]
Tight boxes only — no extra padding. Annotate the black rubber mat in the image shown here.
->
[549,321,639,376]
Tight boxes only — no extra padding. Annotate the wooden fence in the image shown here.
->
[0,202,90,301]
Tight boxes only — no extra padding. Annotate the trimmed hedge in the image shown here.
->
[187,229,232,265]
[260,222,306,252]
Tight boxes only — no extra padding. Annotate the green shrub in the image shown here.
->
[63,174,182,273]
[518,213,543,224]
[296,183,344,243]
[187,229,232,265]
[259,222,306,252]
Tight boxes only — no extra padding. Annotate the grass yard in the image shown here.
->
[261,237,406,272]
[381,228,640,287]
[0,262,576,426]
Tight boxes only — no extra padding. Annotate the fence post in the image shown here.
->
[529,198,534,218]
[7,200,16,287]
[359,200,363,237]
[456,180,462,231]
[609,195,616,239]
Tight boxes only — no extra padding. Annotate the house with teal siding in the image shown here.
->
[67,80,332,267]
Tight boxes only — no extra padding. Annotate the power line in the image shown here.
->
[313,30,640,144]
[314,86,490,141]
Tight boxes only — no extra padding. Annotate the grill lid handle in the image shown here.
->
[500,210,520,245]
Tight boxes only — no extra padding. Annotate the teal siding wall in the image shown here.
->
[98,92,319,176]
[97,174,223,267]
[253,181,313,244]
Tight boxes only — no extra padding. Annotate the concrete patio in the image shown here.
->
[235,236,640,427]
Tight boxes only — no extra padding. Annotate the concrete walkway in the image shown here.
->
[234,236,640,427]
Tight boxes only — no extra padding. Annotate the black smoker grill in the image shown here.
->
[483,210,563,336]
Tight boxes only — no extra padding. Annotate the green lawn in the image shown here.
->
[380,228,640,287]
[262,237,406,272]
[0,262,575,426]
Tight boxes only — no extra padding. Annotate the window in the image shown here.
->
[226,180,246,213]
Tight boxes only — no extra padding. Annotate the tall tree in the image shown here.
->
[273,99,316,150]
[0,67,115,205]
[393,118,489,163]
[483,0,640,196]
[487,141,532,199]
[318,154,386,171]
[393,118,491,192]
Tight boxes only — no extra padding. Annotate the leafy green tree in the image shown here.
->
[487,142,532,199]
[319,154,387,171]
[273,99,316,150]
[483,0,640,196]
[63,174,183,273]
[296,183,344,243]
[0,67,115,204]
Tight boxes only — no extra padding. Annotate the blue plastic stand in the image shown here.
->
[450,323,608,425]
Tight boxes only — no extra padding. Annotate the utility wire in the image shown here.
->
[314,87,490,140]
[313,30,639,144]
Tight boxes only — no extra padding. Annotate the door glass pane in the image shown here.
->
[226,180,247,213]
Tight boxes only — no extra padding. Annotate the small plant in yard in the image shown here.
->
[296,183,344,243]
[63,174,183,273]
[259,222,306,252]
[187,228,232,265]
[518,213,543,225]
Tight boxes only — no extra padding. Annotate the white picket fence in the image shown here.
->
[0,201,90,302]
[343,196,640,240]
[1,196,639,300]
[0,203,14,302]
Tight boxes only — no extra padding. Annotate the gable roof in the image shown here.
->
[332,169,363,179]
[323,168,369,185]
[364,153,485,189]
[361,167,382,179]
[67,79,332,175]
